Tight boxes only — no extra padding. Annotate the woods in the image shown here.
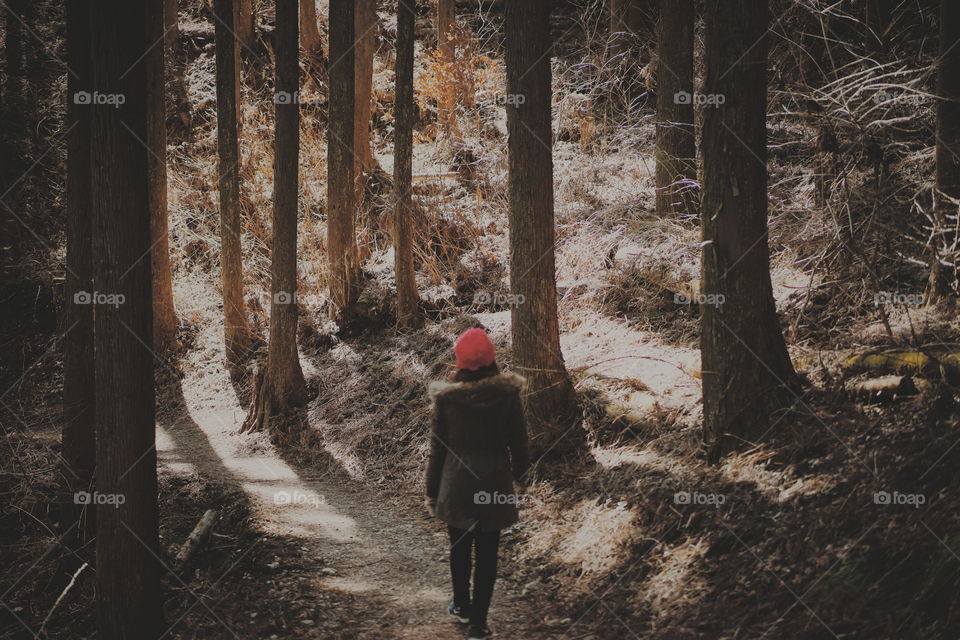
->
[3,1,960,638]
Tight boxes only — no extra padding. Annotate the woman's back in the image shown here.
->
[426,372,528,532]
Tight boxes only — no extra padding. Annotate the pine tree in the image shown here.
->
[505,0,580,455]
[301,0,322,57]
[700,0,798,460]
[61,0,96,565]
[654,0,695,217]
[244,0,308,433]
[89,1,163,635]
[238,0,256,50]
[436,0,459,140]
[929,1,960,299]
[148,0,178,349]
[354,0,379,176]
[214,0,254,380]
[394,0,421,328]
[328,0,361,316]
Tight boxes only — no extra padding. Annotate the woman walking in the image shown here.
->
[425,328,529,639]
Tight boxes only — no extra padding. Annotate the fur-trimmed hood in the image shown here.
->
[427,371,527,404]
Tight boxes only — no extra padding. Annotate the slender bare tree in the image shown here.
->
[654,0,695,217]
[148,0,178,350]
[608,0,641,58]
[436,0,459,140]
[328,0,361,316]
[355,0,379,176]
[164,0,179,54]
[300,0,322,57]
[244,0,308,432]
[1,0,28,252]
[214,0,254,380]
[394,0,421,328]
[930,0,960,300]
[237,0,256,50]
[165,0,192,131]
[61,0,96,566]
[4,0,26,114]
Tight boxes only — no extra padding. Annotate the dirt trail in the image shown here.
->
[155,324,539,639]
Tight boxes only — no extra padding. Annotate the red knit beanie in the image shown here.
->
[454,328,496,370]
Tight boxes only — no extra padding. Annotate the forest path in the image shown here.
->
[154,323,541,639]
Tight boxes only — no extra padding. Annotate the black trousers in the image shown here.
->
[448,524,501,626]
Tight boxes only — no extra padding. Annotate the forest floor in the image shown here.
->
[152,315,553,639]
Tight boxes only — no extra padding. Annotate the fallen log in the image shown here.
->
[412,172,459,183]
[842,351,960,380]
[844,375,923,402]
[175,509,219,572]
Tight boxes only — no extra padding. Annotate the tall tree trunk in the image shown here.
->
[436,0,454,59]
[166,0,192,134]
[354,0,378,177]
[164,0,179,54]
[4,0,25,116]
[700,0,797,461]
[2,0,27,253]
[147,0,178,350]
[215,0,253,380]
[654,0,695,217]
[265,0,307,411]
[89,1,163,636]
[394,0,421,328]
[237,0,256,50]
[505,0,580,456]
[61,0,96,566]
[930,0,960,300]
[436,0,459,141]
[328,0,360,317]
[300,0,322,57]
[608,0,625,57]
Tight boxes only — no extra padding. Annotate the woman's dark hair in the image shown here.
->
[451,361,499,382]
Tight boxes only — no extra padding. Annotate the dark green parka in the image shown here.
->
[425,372,529,532]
